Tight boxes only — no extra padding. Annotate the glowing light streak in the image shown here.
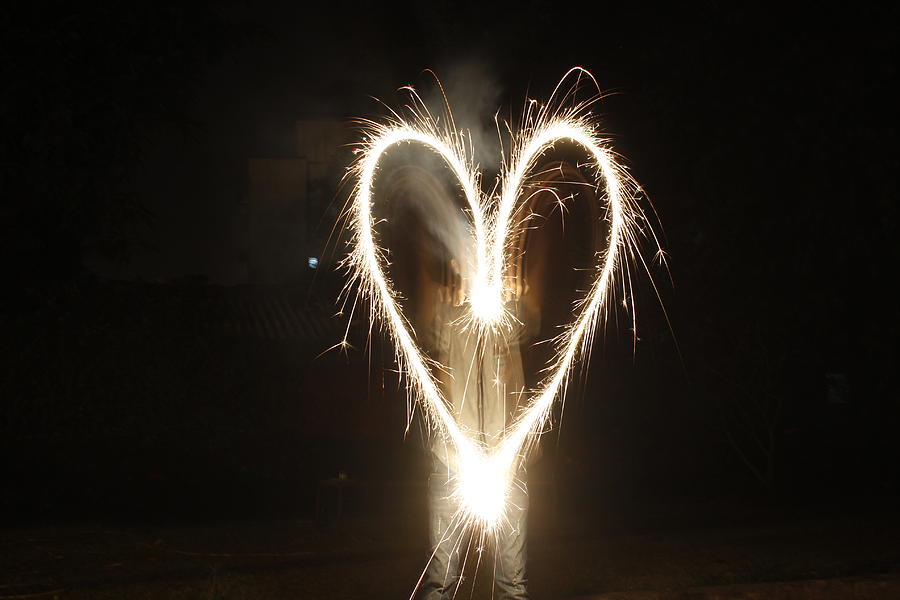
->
[342,68,652,531]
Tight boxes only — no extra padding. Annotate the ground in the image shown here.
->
[2,496,899,599]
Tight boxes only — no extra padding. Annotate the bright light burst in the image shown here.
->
[340,68,658,533]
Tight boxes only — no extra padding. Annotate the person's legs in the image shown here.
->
[419,469,465,600]
[494,475,529,600]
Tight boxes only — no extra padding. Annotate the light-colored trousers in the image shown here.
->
[419,465,530,600]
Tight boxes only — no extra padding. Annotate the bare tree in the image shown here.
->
[702,321,786,490]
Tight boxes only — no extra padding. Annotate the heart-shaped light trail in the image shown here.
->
[343,68,649,531]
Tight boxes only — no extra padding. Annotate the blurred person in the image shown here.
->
[417,258,538,600]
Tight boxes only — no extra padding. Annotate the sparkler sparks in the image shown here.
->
[340,68,656,532]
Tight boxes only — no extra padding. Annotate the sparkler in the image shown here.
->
[341,68,655,533]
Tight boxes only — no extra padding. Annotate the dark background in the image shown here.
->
[2,1,898,531]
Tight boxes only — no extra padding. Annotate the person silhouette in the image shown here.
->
[417,258,536,600]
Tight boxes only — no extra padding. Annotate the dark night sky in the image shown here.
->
[89,2,898,294]
[2,1,898,520]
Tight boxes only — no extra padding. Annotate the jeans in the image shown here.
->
[419,466,530,600]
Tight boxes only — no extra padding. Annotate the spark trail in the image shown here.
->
[341,67,656,532]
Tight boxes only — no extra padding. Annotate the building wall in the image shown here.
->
[246,120,353,284]
[247,158,308,283]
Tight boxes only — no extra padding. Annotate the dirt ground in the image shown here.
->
[2,500,899,600]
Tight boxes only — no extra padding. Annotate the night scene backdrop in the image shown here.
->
[2,2,898,599]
